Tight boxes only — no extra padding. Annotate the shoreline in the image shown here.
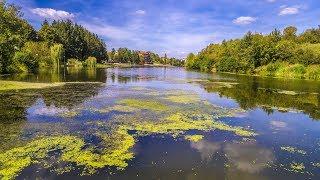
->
[96,63,176,68]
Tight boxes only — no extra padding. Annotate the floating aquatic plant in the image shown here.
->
[95,105,138,114]
[164,94,200,104]
[118,99,168,112]
[0,127,135,179]
[0,81,65,91]
[280,146,307,155]
[126,112,256,138]
[184,135,204,142]
[290,162,305,173]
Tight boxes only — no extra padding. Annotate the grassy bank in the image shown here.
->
[0,80,65,91]
[256,63,320,80]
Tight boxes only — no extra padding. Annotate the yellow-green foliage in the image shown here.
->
[67,58,83,67]
[275,64,306,79]
[280,146,306,155]
[290,162,305,173]
[257,63,320,80]
[118,99,168,112]
[257,62,288,77]
[0,80,64,91]
[305,65,320,80]
[165,94,200,104]
[0,128,135,179]
[50,44,64,68]
[184,135,204,142]
[84,57,97,68]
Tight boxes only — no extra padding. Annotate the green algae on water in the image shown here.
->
[95,105,138,114]
[0,80,65,91]
[290,162,305,173]
[126,112,256,138]
[118,99,168,112]
[280,146,307,155]
[184,135,204,142]
[164,94,200,104]
[0,127,135,180]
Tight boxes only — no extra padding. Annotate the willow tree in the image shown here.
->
[50,44,65,68]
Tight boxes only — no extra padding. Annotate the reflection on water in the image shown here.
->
[0,67,320,179]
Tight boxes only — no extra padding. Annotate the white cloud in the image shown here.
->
[233,16,257,25]
[31,8,75,19]
[279,6,299,16]
[82,23,134,40]
[266,0,276,2]
[135,10,146,15]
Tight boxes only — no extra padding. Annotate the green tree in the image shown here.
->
[50,44,65,67]
[0,1,37,73]
[283,26,297,41]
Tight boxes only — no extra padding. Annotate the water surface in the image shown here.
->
[0,67,320,179]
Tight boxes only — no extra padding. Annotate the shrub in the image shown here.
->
[294,44,320,65]
[8,51,38,73]
[305,65,320,80]
[83,56,97,68]
[216,57,241,73]
[275,64,306,79]
[67,58,82,67]
[257,62,288,77]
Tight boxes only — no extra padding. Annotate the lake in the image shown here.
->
[0,67,320,180]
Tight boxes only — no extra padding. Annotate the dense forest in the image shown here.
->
[0,2,183,75]
[186,26,320,80]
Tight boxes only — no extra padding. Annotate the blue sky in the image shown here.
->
[8,0,320,58]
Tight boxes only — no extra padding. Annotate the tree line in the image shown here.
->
[107,48,184,66]
[0,2,183,75]
[186,26,320,80]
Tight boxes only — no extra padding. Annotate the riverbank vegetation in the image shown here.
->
[0,1,183,76]
[0,2,107,74]
[107,48,184,66]
[186,26,320,80]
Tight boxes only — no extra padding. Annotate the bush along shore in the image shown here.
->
[186,26,320,80]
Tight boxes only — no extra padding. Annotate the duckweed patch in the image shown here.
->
[164,94,200,104]
[0,136,83,180]
[280,146,306,155]
[95,105,138,114]
[184,135,204,142]
[0,127,135,179]
[118,99,168,112]
[0,81,65,91]
[290,162,305,173]
[126,112,256,138]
